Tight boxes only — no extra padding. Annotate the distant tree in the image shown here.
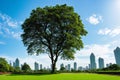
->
[14,66,21,72]
[102,64,120,71]
[21,63,31,72]
[60,67,66,71]
[0,57,9,72]
[108,64,120,70]
[9,66,14,72]
[21,4,87,73]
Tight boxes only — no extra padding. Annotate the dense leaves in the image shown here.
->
[0,57,9,72]
[21,4,87,73]
[21,63,31,72]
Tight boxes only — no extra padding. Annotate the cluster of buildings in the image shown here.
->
[9,47,120,71]
[59,47,120,71]
[10,58,20,68]
[89,47,120,70]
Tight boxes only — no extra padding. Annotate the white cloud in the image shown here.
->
[11,31,22,40]
[98,26,120,37]
[0,41,5,45]
[86,14,103,25]
[0,13,18,28]
[0,12,22,40]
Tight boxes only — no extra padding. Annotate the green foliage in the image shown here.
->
[9,66,14,72]
[21,63,31,72]
[102,64,120,71]
[60,67,66,71]
[21,4,87,73]
[0,57,9,72]
[14,67,21,72]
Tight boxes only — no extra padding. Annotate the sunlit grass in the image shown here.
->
[0,73,120,80]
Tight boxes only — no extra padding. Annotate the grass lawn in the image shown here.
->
[0,73,120,80]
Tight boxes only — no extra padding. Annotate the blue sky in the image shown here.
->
[0,0,120,69]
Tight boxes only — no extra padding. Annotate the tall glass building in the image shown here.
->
[15,58,20,67]
[98,57,104,69]
[90,53,96,69]
[67,64,71,71]
[74,62,77,71]
[114,47,120,66]
[34,62,39,70]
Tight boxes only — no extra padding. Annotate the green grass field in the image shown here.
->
[0,73,120,80]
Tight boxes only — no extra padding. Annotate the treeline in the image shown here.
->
[0,57,31,73]
[0,57,51,74]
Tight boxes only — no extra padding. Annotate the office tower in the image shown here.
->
[15,58,20,67]
[88,64,91,69]
[74,62,77,71]
[98,57,104,69]
[85,66,89,70]
[114,47,120,66]
[68,64,71,71]
[40,64,42,70]
[90,53,96,69]
[78,66,83,71]
[13,62,15,68]
[34,62,39,70]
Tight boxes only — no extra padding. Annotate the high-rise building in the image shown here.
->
[13,62,15,68]
[74,62,77,71]
[15,58,20,67]
[98,57,104,69]
[34,62,39,70]
[67,64,71,71]
[40,64,42,70]
[78,66,83,71]
[88,64,91,69]
[90,53,96,69]
[106,63,112,67]
[114,47,120,66]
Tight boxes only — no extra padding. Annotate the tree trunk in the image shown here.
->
[51,62,56,73]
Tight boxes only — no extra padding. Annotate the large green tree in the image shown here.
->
[0,57,9,72]
[21,4,87,73]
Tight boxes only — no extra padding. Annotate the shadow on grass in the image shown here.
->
[7,72,60,76]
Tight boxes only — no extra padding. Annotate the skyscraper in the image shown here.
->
[114,47,120,66]
[67,64,71,71]
[34,62,39,70]
[13,58,20,68]
[90,53,96,69]
[40,64,42,70]
[98,57,104,69]
[74,62,77,71]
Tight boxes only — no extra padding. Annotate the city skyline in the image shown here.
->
[8,47,118,70]
[0,0,120,69]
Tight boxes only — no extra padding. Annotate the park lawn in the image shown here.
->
[0,73,120,80]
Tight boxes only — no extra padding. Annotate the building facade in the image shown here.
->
[90,53,96,69]
[114,47,120,66]
[34,62,39,70]
[98,57,104,69]
[74,62,77,71]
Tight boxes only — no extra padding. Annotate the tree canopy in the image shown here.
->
[0,57,9,72]
[21,63,31,72]
[21,4,87,73]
